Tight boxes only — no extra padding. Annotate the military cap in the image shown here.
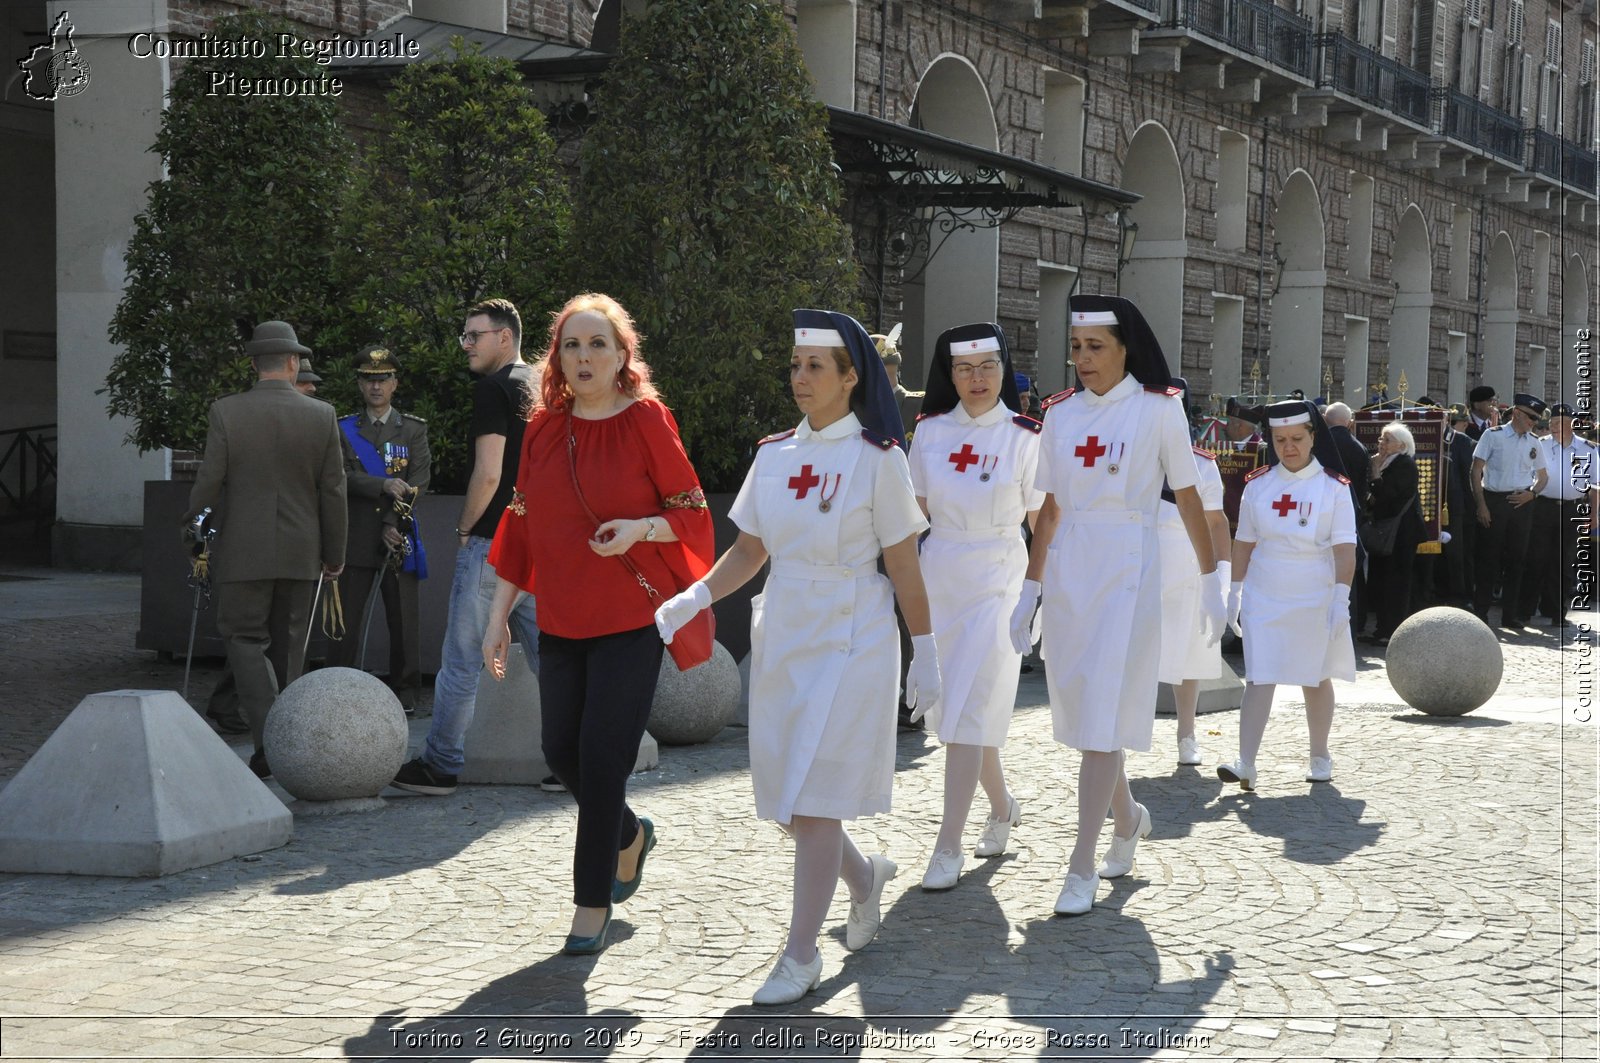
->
[354,346,403,375]
[1549,403,1576,419]
[1512,393,1547,417]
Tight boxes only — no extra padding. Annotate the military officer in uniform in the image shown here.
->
[332,346,432,711]
[184,320,347,777]
[1471,393,1549,629]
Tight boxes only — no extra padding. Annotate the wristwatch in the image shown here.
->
[644,517,658,541]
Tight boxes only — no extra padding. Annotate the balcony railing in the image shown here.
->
[1162,0,1315,79]
[1528,128,1600,195]
[1435,88,1524,163]
[1314,33,1431,126]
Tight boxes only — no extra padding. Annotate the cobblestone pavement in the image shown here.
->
[0,569,1595,1061]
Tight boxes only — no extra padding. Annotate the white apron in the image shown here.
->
[909,403,1044,746]
[730,412,928,823]
[1236,459,1358,686]
[1036,375,1198,752]
[1156,450,1226,683]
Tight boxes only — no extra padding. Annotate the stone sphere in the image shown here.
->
[649,641,741,745]
[1386,607,1503,716]
[264,668,409,800]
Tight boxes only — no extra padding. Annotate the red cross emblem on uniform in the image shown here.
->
[948,444,980,473]
[788,464,821,499]
[1074,436,1108,467]
[1271,493,1297,517]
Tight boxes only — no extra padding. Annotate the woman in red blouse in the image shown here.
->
[485,293,714,956]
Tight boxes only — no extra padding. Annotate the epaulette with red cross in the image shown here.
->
[1146,384,1184,397]
[1012,414,1043,434]
[1041,388,1075,411]
[1244,465,1272,482]
[1325,467,1351,485]
[757,428,796,446]
[1191,445,1218,462]
[915,410,944,423]
[861,427,899,451]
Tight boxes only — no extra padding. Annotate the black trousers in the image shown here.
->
[1472,491,1535,621]
[538,624,663,909]
[1367,539,1419,637]
[1522,497,1587,623]
[332,563,421,691]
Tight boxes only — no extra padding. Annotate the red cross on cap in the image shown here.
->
[969,341,979,348]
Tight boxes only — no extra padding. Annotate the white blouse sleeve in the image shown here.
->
[1019,430,1045,512]
[1198,457,1225,511]
[873,445,931,548]
[1235,479,1260,544]
[727,449,764,540]
[1329,477,1358,546]
[1158,397,1199,492]
[907,428,928,500]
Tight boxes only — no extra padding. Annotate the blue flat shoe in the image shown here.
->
[612,817,657,904]
[562,905,612,956]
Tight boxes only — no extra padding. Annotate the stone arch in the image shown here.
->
[1268,169,1326,396]
[1118,122,1185,363]
[901,54,1000,391]
[1483,232,1518,398]
[1563,254,1591,407]
[1390,204,1433,401]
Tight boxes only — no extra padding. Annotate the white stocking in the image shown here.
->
[785,816,841,962]
[1303,680,1335,759]
[978,746,1009,819]
[1238,682,1275,765]
[1174,678,1200,740]
[1070,750,1136,877]
[934,743,982,854]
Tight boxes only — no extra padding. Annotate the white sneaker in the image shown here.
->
[920,849,963,891]
[1306,756,1333,782]
[1096,802,1152,879]
[974,794,1021,857]
[1177,736,1203,765]
[844,854,896,951]
[752,951,823,1006]
[1216,758,1257,791]
[1053,871,1100,915]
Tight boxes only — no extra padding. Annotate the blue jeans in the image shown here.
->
[423,535,539,775]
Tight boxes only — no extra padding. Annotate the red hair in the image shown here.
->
[537,293,659,413]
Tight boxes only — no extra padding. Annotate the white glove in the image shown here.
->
[653,580,710,645]
[1199,565,1228,647]
[1226,580,1245,638]
[1327,583,1351,631]
[904,633,942,722]
[1009,578,1043,655]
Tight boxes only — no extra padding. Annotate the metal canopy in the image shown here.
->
[827,106,1137,218]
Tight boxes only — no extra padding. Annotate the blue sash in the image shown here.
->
[340,415,428,578]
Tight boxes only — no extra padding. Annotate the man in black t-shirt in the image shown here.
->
[393,298,543,796]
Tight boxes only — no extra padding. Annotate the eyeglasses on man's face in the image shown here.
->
[952,359,1002,379]
[459,326,507,348]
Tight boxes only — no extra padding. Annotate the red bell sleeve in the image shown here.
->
[487,409,557,596]
[635,400,714,587]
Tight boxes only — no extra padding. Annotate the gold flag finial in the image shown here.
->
[1397,370,1409,402]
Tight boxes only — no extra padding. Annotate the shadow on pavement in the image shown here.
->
[341,944,643,1061]
[1213,784,1383,864]
[1387,711,1510,728]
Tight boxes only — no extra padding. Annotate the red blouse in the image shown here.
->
[488,398,714,639]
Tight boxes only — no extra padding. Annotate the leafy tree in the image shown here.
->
[107,11,355,454]
[574,0,860,490]
[333,42,570,490]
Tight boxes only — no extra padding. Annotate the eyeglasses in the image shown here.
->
[459,327,506,348]
[952,359,1002,379]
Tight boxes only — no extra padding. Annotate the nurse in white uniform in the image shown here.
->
[1009,295,1226,917]
[654,309,941,1007]
[1157,377,1232,767]
[908,322,1043,891]
[1217,400,1357,791]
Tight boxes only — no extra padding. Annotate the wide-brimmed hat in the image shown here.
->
[296,359,322,384]
[244,320,311,359]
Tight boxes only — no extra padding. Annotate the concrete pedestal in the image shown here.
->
[1155,671,1244,716]
[460,644,657,784]
[0,690,291,877]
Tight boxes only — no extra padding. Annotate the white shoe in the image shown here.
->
[844,854,896,951]
[752,951,823,1006]
[1306,756,1333,782]
[1177,736,1203,765]
[1053,871,1100,915]
[974,794,1021,858]
[920,849,963,891]
[1216,758,1257,791]
[1096,803,1152,879]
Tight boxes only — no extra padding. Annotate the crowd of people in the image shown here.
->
[182,292,1595,1007]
